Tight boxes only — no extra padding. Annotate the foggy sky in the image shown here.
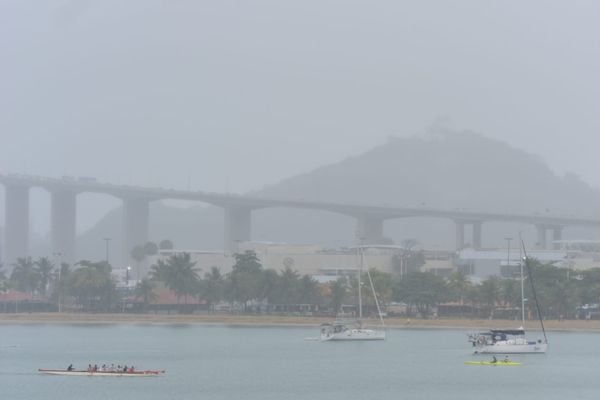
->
[1,0,600,234]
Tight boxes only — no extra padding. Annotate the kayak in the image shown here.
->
[38,369,165,377]
[464,361,522,366]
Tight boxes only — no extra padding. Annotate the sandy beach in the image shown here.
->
[1,313,600,332]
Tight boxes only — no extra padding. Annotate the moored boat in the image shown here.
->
[468,241,548,354]
[320,246,386,342]
[38,369,165,377]
[320,320,386,341]
[468,329,547,354]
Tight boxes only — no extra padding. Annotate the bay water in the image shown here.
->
[1,324,599,399]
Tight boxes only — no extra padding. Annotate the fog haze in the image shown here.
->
[1,0,600,234]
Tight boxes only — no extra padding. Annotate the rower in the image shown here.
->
[491,356,498,364]
[67,364,74,371]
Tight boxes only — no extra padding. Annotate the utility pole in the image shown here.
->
[505,237,512,276]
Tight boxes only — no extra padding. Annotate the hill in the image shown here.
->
[75,127,600,262]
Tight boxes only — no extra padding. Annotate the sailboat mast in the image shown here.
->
[520,245,525,326]
[358,248,363,319]
[520,239,548,344]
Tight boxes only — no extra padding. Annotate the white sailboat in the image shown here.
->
[320,247,386,341]
[468,241,548,354]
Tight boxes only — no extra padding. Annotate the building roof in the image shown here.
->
[0,289,43,302]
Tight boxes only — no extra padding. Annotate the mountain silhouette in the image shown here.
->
[74,127,600,263]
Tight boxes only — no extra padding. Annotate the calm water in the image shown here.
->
[1,324,599,399]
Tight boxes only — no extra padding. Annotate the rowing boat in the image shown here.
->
[464,361,521,366]
[38,369,165,377]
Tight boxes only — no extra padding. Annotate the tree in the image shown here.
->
[447,271,472,305]
[478,277,501,318]
[10,257,40,296]
[360,268,394,313]
[0,262,6,281]
[150,253,200,312]
[225,251,263,312]
[500,278,520,309]
[202,267,224,313]
[525,259,576,319]
[158,239,174,250]
[130,245,146,281]
[35,257,55,296]
[329,277,347,316]
[259,269,280,305]
[391,249,425,277]
[68,260,117,312]
[297,275,321,306]
[144,241,159,257]
[277,266,301,306]
[394,271,448,318]
[135,278,158,313]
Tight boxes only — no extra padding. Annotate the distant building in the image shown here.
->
[455,248,567,280]
[149,242,400,278]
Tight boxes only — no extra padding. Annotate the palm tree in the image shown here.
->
[226,251,263,312]
[69,261,116,312]
[151,253,200,312]
[203,267,224,313]
[10,257,40,296]
[135,278,158,313]
[130,245,146,281]
[35,257,55,296]
[447,271,472,305]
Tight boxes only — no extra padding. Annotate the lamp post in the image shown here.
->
[52,252,63,313]
[103,238,111,266]
[505,237,512,276]
[126,266,131,287]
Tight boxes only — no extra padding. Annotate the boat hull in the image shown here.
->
[320,329,386,341]
[38,369,164,377]
[473,342,548,354]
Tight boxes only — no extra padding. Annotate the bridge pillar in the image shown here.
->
[536,225,548,249]
[3,184,30,265]
[224,205,252,253]
[123,197,150,267]
[472,221,482,250]
[50,189,77,264]
[455,220,465,250]
[552,226,563,250]
[355,214,385,244]
[455,220,483,250]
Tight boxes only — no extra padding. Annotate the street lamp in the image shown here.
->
[126,266,132,287]
[505,237,512,277]
[52,252,63,313]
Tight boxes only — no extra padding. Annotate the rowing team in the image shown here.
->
[67,364,136,373]
[491,356,511,363]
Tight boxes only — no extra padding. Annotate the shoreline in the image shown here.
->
[2,313,600,332]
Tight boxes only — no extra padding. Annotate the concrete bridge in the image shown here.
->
[2,172,600,266]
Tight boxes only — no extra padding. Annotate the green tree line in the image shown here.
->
[2,252,600,319]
